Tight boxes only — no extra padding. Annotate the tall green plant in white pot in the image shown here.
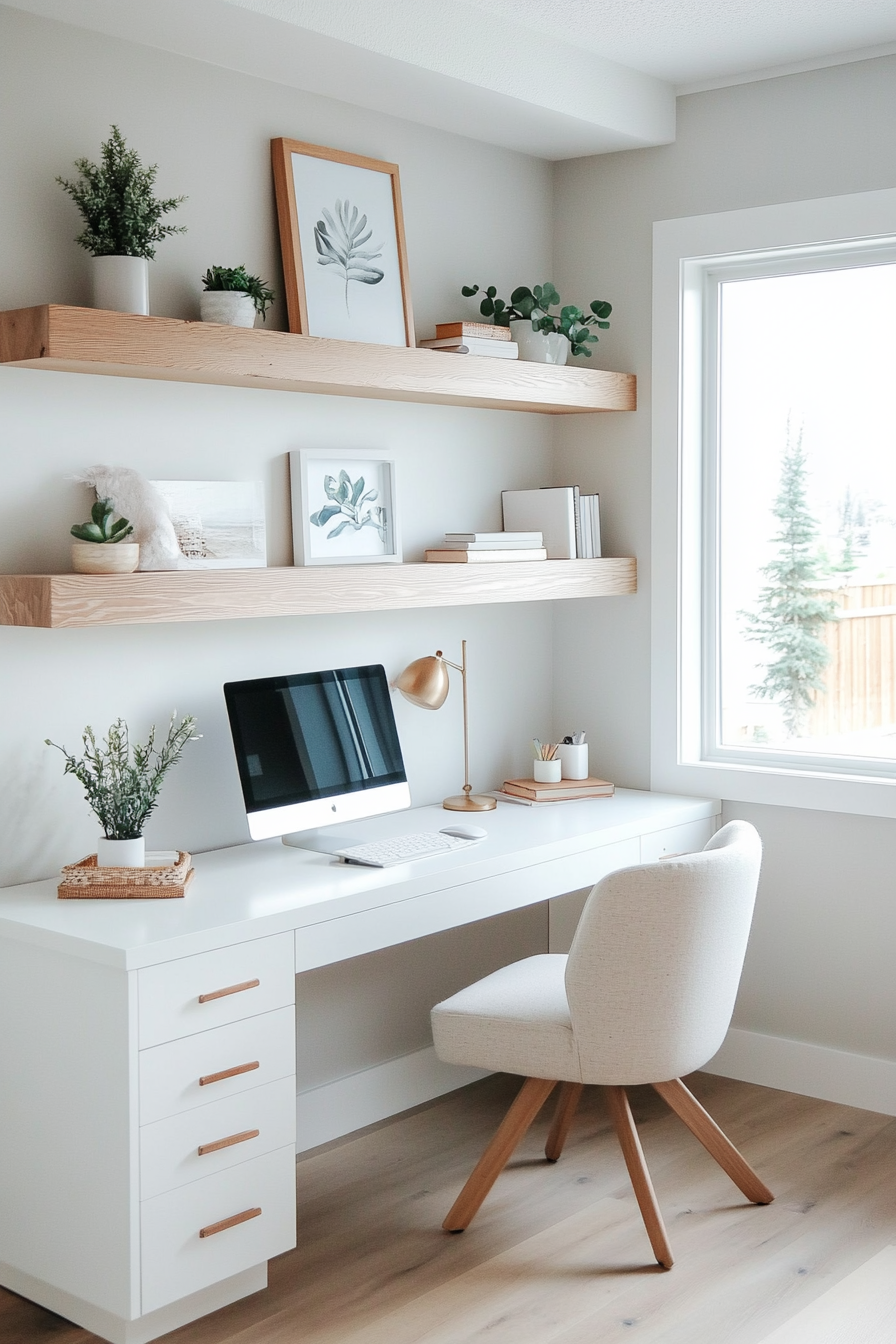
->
[57,126,187,315]
[47,714,199,867]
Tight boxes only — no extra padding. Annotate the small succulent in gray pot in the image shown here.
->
[200,265,275,327]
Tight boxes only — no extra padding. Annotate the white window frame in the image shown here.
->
[652,187,896,819]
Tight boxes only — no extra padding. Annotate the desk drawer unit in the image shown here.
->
[140,1075,297,1199]
[140,1144,297,1314]
[137,933,295,1048]
[639,816,720,863]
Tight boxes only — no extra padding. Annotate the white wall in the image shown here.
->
[0,5,562,1095]
[553,56,896,1109]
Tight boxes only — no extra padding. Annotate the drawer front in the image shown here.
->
[639,816,719,864]
[140,1143,297,1314]
[141,1075,297,1200]
[138,933,295,1049]
[140,1006,295,1125]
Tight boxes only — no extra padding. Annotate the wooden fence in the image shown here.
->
[808,584,896,735]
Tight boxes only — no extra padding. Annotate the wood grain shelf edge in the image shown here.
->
[0,560,637,628]
[0,306,636,415]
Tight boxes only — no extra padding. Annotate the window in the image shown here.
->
[652,189,896,817]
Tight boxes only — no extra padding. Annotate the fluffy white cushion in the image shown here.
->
[431,954,579,1081]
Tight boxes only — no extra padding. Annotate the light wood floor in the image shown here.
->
[3,1073,896,1344]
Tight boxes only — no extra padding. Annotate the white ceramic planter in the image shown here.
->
[533,757,562,783]
[96,835,145,868]
[558,743,589,780]
[200,291,257,327]
[92,255,150,315]
[71,542,140,574]
[510,319,569,365]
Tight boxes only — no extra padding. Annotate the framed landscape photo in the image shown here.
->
[289,450,401,566]
[151,480,266,568]
[272,138,415,347]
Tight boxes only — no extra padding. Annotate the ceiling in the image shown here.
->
[5,0,896,158]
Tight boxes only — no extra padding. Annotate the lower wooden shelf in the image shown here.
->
[0,560,637,628]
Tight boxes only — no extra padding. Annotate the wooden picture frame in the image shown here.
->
[289,449,402,566]
[272,138,415,348]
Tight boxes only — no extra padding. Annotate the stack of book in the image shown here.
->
[502,487,601,559]
[419,322,518,360]
[495,776,615,806]
[424,531,546,564]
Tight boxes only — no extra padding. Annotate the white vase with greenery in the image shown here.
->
[462,281,612,364]
[57,125,187,316]
[46,714,199,867]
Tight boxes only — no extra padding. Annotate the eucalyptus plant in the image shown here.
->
[46,714,200,840]
[462,281,612,357]
[310,470,386,539]
[201,265,275,320]
[71,498,134,544]
[57,125,186,259]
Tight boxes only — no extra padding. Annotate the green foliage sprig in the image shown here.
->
[71,497,134,545]
[57,125,186,259]
[462,281,612,357]
[201,265,275,319]
[46,715,200,840]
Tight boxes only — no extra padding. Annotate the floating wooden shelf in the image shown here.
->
[0,560,637,628]
[0,306,636,415]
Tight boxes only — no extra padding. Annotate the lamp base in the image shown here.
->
[443,792,497,812]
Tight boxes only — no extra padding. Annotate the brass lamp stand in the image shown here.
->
[392,639,496,812]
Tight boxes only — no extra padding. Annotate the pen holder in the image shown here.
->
[558,743,588,780]
[533,757,562,783]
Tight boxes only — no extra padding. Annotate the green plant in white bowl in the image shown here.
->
[47,714,200,866]
[201,265,275,327]
[462,281,612,358]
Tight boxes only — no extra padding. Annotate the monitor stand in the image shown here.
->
[281,827,367,855]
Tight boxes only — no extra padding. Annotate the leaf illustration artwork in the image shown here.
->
[310,471,387,541]
[313,200,384,315]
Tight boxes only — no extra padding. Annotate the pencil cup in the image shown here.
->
[533,757,562,783]
[558,743,588,780]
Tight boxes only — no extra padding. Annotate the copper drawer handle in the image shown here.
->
[199,1060,259,1087]
[198,1128,260,1157]
[198,977,260,1004]
[199,1206,261,1239]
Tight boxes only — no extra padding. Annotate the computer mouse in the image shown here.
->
[440,824,487,840]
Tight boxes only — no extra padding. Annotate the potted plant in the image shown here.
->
[57,125,187,315]
[200,265,275,328]
[70,497,139,574]
[46,714,199,867]
[462,282,611,365]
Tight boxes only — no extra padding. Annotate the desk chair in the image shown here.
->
[430,820,772,1267]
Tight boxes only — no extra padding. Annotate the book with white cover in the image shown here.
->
[438,539,544,551]
[424,548,547,563]
[421,336,518,358]
[445,532,543,544]
[501,488,578,560]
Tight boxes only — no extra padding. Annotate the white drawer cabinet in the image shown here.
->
[140,1144,297,1314]
[138,933,295,1048]
[139,1006,295,1124]
[140,1076,297,1199]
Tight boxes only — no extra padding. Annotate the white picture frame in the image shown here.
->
[289,450,401,566]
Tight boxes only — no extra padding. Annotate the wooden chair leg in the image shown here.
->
[653,1077,774,1205]
[605,1085,674,1269]
[545,1081,583,1161]
[442,1076,557,1232]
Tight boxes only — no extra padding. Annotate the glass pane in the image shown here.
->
[717,263,896,760]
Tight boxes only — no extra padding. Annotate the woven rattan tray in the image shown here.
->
[57,851,194,900]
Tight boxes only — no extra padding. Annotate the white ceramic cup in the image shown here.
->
[533,757,562,783]
[558,743,588,780]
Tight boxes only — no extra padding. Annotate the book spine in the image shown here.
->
[424,548,547,563]
[444,532,543,544]
[435,322,511,341]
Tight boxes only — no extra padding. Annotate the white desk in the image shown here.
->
[0,790,718,1344]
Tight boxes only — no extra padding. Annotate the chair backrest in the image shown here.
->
[565,820,762,1086]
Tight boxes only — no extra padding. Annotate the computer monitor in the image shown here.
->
[223,664,411,843]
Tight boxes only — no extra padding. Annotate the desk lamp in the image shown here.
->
[393,639,496,812]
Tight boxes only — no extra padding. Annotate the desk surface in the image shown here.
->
[0,791,719,970]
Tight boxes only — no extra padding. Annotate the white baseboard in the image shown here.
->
[296,1046,489,1152]
[705,1027,896,1117]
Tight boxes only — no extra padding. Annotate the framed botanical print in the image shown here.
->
[289,450,402,566]
[271,138,415,347]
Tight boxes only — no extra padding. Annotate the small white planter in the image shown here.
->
[92,255,150,315]
[533,757,562,783]
[72,542,140,574]
[200,292,257,327]
[96,835,145,868]
[510,319,569,365]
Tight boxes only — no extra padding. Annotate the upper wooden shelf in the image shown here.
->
[0,559,636,629]
[0,306,636,415]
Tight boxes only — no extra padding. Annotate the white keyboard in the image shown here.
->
[335,831,478,867]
